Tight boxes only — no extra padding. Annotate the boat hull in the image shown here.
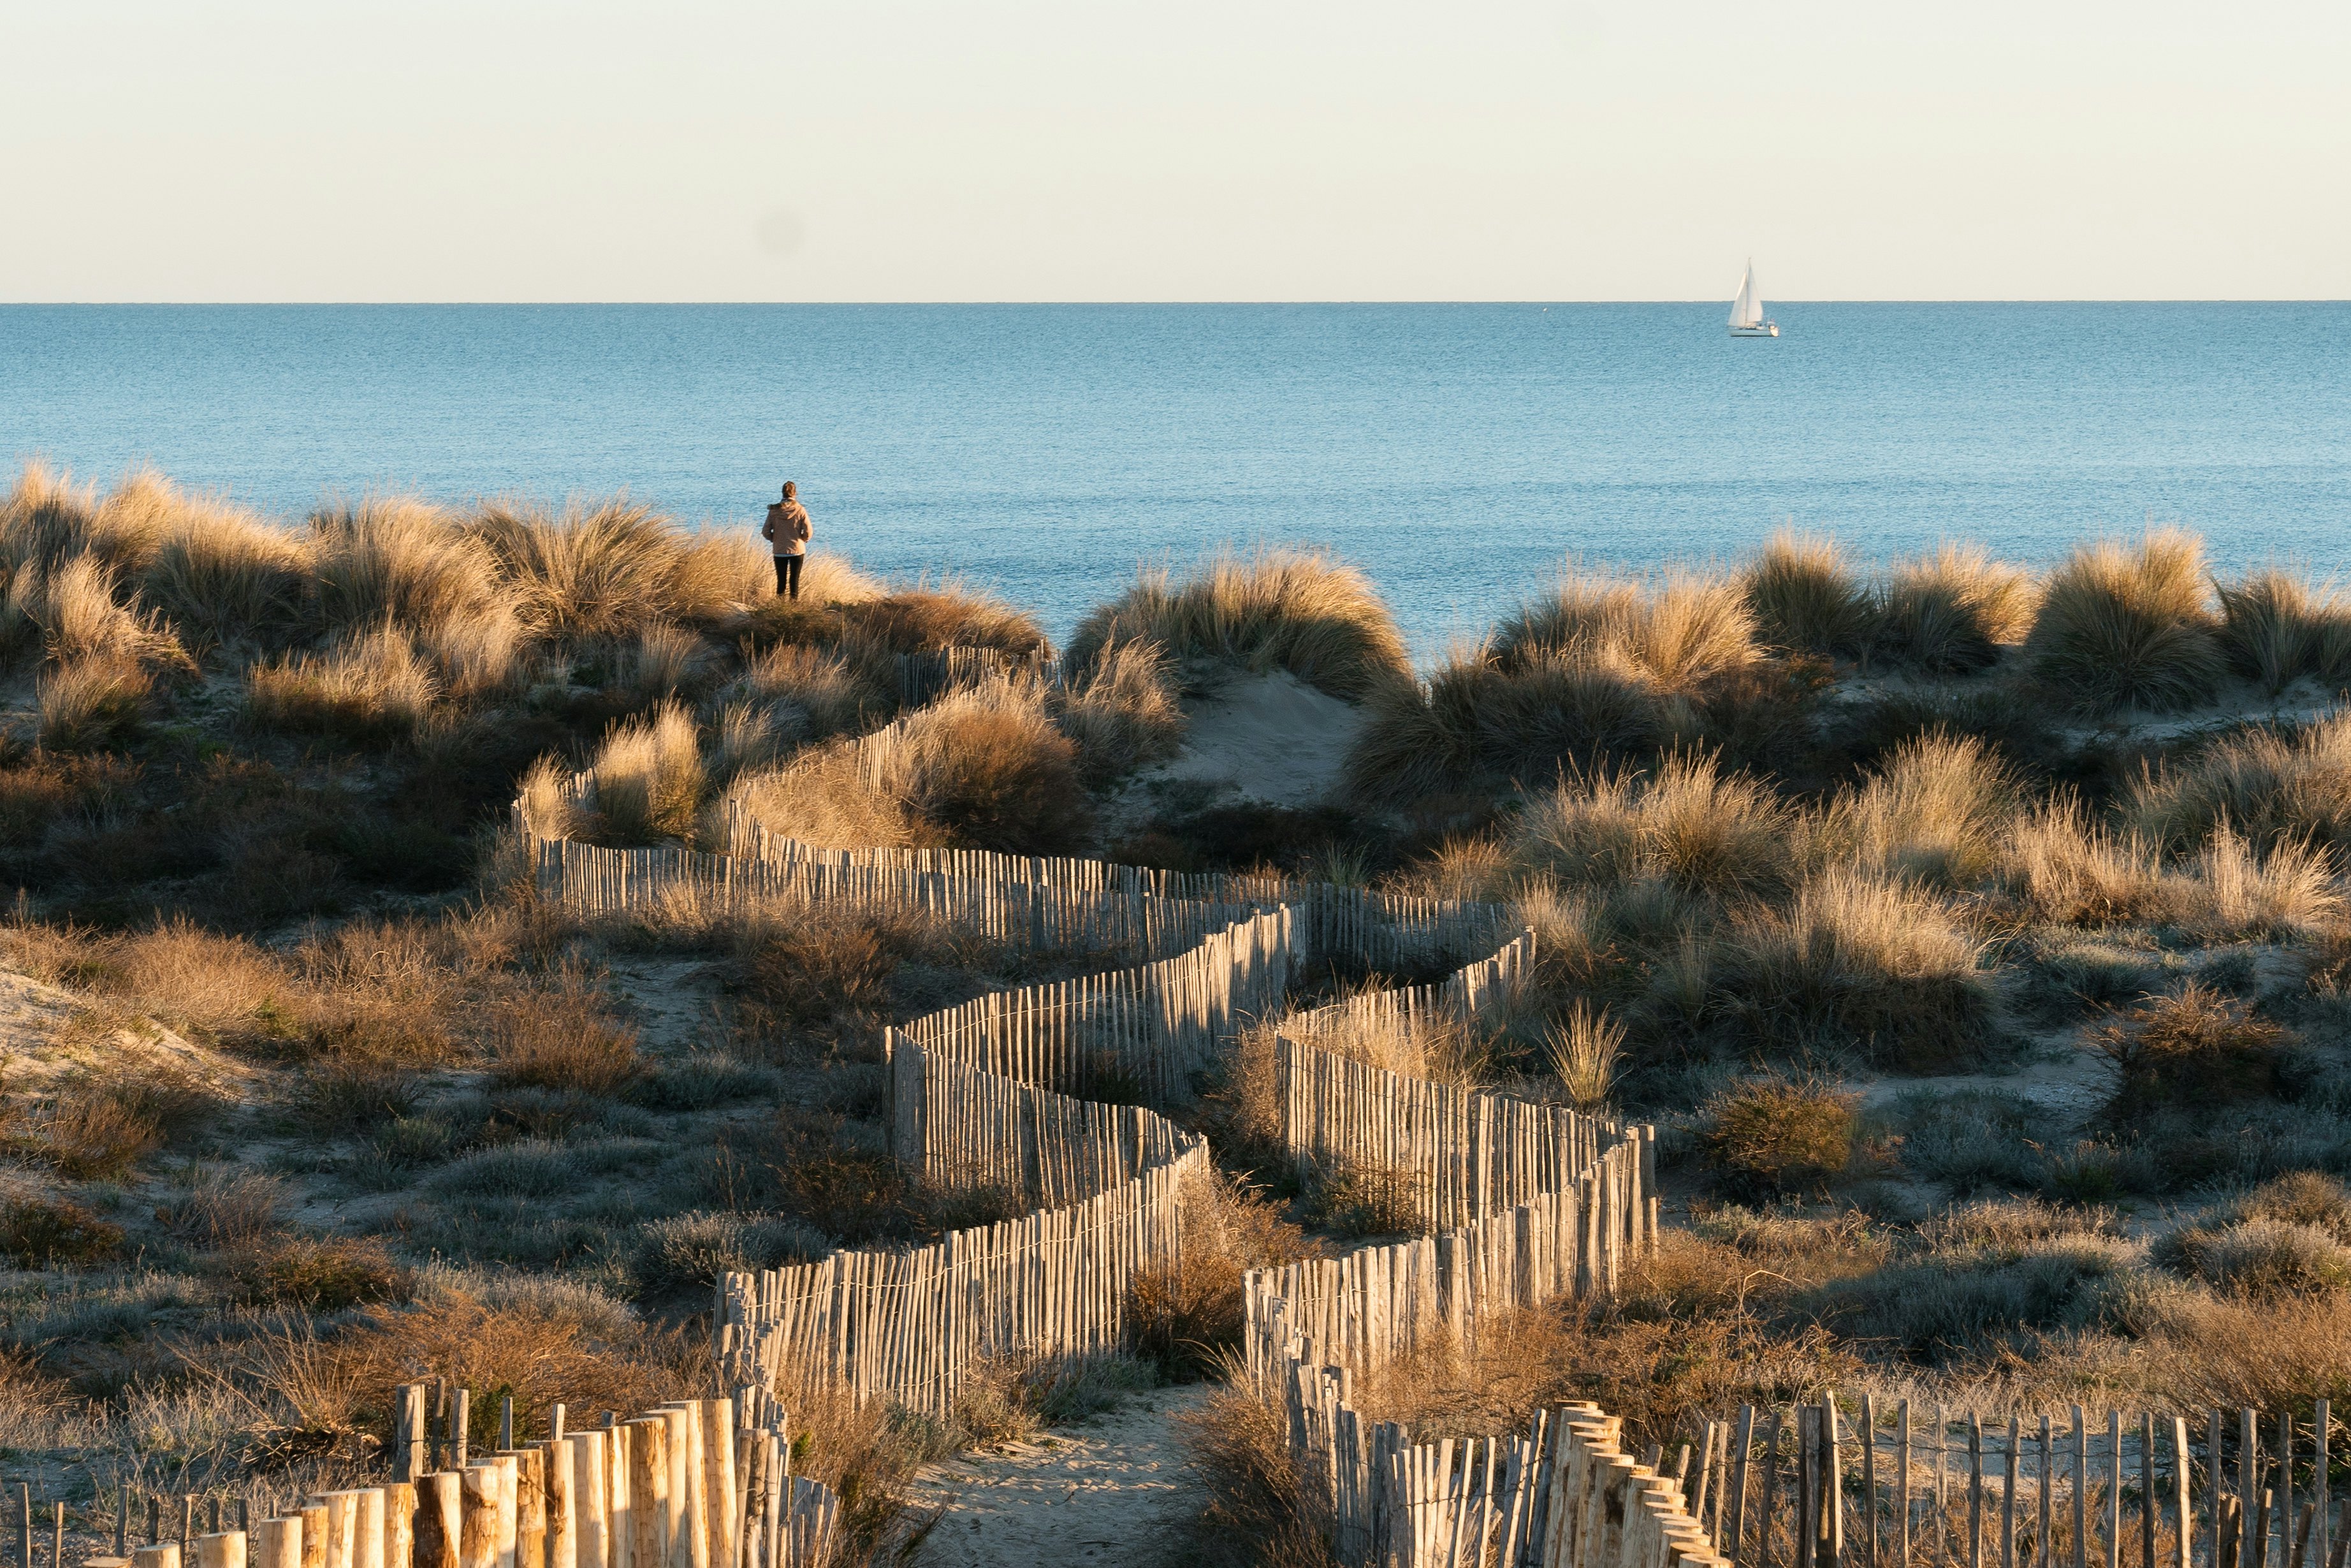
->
[1729,323,1779,337]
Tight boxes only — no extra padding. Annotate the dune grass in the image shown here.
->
[1742,529,1877,658]
[1875,542,2036,673]
[2024,530,2224,713]
[1068,547,1411,700]
[1052,638,1186,785]
[2216,569,2351,693]
[588,702,706,845]
[309,497,508,638]
[2129,715,2351,855]
[244,627,439,744]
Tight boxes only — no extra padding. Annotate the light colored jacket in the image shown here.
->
[764,500,812,556]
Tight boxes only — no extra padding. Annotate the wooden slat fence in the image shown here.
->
[717,1136,1207,1416]
[1693,1395,2350,1568]
[1242,1136,1706,1567]
[132,1385,842,1568]
[889,906,1298,1109]
[894,648,1065,707]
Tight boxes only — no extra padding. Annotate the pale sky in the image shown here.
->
[4,1,2347,302]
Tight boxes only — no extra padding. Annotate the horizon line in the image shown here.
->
[4,297,2349,309]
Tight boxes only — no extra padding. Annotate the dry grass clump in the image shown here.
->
[1181,1376,1340,1568]
[11,1088,162,1178]
[1824,734,2017,887]
[2216,569,2351,693]
[3,553,194,673]
[160,1165,287,1250]
[1742,530,1877,658]
[470,497,690,639]
[2127,715,2351,855]
[1053,639,1185,785]
[2023,530,2224,713]
[620,622,718,702]
[307,497,507,637]
[2093,980,2294,1113]
[1126,1171,1316,1381]
[141,491,314,653]
[1999,797,2188,927]
[2158,1217,2351,1298]
[847,581,1047,658]
[587,702,704,845]
[1875,543,2036,673]
[36,657,152,751]
[1543,1001,1624,1113]
[243,627,438,743]
[1069,548,1410,700]
[2184,825,2341,940]
[1703,1076,1857,1197]
[1353,569,1759,799]
[890,679,1091,852]
[1508,752,1795,903]
[720,742,917,853]
[725,641,887,744]
[486,981,643,1095]
[1721,867,1996,1070]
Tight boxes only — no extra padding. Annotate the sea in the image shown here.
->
[4,303,2347,659]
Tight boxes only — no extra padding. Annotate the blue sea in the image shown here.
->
[4,303,2347,658]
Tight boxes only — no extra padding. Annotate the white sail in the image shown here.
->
[1729,262,1762,329]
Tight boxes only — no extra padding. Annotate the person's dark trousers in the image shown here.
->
[774,555,803,600]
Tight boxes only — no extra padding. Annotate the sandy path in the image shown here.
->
[901,1385,1209,1567]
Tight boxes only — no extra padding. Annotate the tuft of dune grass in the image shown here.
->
[1822,732,2018,888]
[244,626,439,744]
[1719,866,1997,1072]
[471,497,690,639]
[1508,751,1795,903]
[1052,638,1185,785]
[36,658,152,752]
[308,496,509,637]
[1875,542,2036,673]
[1742,528,1877,658]
[588,701,705,845]
[2216,569,2351,694]
[1068,546,1410,700]
[2023,530,2224,713]
[2127,715,2351,856]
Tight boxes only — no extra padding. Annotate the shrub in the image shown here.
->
[0,1196,124,1267]
[1809,1234,2139,1354]
[1125,1172,1314,1381]
[1742,529,1877,658]
[307,497,507,635]
[1703,1076,1856,1197]
[2160,1218,2351,1298]
[290,1056,426,1136]
[588,702,704,845]
[2095,982,2294,1114]
[488,984,643,1096]
[1068,547,1411,700]
[629,1210,827,1296]
[1054,638,1185,785]
[2023,530,2224,713]
[2217,1171,2351,1240]
[36,657,150,751]
[893,681,1091,852]
[1875,544,2035,673]
[2127,715,2351,856]
[243,627,437,743]
[1721,868,1995,1071]
[731,911,903,1030]
[226,1235,411,1310]
[1825,733,2016,887]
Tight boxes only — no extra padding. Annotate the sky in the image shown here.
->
[4,1,2347,303]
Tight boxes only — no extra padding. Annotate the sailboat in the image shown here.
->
[1729,261,1779,337]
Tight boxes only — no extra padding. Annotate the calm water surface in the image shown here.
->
[4,303,2347,657]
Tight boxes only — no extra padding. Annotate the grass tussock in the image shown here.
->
[2094,980,2296,1114]
[243,627,438,744]
[1743,529,1876,658]
[847,581,1048,658]
[2128,715,2351,856]
[1068,548,1410,700]
[1703,1077,1858,1198]
[486,979,643,1095]
[1720,867,1995,1071]
[894,680,1092,852]
[2216,569,2351,693]
[1053,639,1186,785]
[36,657,152,751]
[1824,732,2017,887]
[1508,751,1796,903]
[724,641,888,744]
[471,497,697,639]
[588,702,705,845]
[307,497,507,637]
[1875,543,2036,673]
[2023,530,2224,713]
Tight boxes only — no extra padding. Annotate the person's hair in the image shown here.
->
[782,481,796,500]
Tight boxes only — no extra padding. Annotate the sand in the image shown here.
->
[1145,669,1366,809]
[900,1384,1207,1567]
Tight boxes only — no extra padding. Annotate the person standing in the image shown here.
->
[762,481,812,599]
